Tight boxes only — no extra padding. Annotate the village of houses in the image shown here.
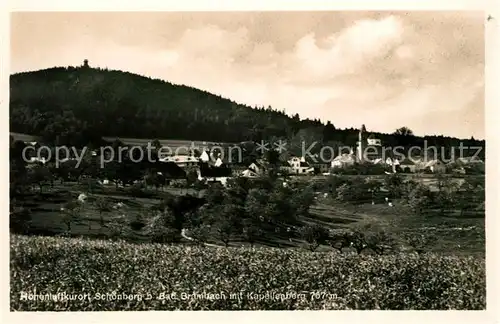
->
[153,127,484,186]
[21,125,485,188]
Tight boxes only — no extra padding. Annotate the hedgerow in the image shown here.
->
[10,235,485,311]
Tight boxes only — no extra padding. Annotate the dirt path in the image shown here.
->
[180,228,222,248]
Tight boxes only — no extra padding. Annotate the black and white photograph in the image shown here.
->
[5,3,495,318]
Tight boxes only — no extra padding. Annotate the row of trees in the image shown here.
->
[332,161,484,176]
[316,173,485,216]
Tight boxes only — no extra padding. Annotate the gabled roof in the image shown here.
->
[161,155,199,163]
[398,157,416,165]
[199,151,210,162]
[424,159,444,168]
[241,169,258,177]
[249,161,265,170]
[280,159,292,167]
[278,153,290,163]
[156,162,186,179]
[199,163,232,178]
[332,153,356,163]
[214,157,224,167]
[300,154,329,165]
[456,156,484,164]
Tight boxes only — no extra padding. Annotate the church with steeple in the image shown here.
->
[356,124,383,163]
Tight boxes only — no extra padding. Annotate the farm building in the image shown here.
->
[155,162,187,179]
[331,153,356,169]
[286,156,315,175]
[245,161,267,177]
[419,159,446,173]
[397,157,417,173]
[198,162,232,186]
[159,155,199,168]
[302,154,331,174]
[241,169,259,178]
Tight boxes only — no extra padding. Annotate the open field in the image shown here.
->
[10,234,486,311]
[307,174,482,192]
[10,132,38,143]
[102,136,235,149]
[14,183,196,241]
[10,131,235,150]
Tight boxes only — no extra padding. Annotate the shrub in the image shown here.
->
[129,213,146,231]
[241,219,263,247]
[299,224,330,251]
[127,184,156,198]
[108,213,131,240]
[335,180,370,204]
[9,206,32,234]
[328,229,352,253]
[384,173,404,199]
[143,213,177,243]
[189,225,211,246]
[406,183,432,216]
[402,232,438,254]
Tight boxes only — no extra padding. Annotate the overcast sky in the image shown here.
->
[10,11,485,139]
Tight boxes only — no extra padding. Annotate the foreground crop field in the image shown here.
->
[10,235,485,311]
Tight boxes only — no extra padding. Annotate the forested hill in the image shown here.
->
[9,65,484,156]
[10,65,318,144]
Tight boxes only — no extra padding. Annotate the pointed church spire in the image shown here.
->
[358,124,365,162]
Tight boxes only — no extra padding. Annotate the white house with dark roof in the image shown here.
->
[414,158,446,173]
[159,155,199,168]
[425,159,447,173]
[397,157,417,173]
[287,156,315,175]
[367,135,382,146]
[331,153,356,169]
[241,160,267,177]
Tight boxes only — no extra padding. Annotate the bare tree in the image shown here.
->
[94,197,112,228]
[61,201,80,233]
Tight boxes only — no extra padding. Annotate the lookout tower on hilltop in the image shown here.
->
[83,59,89,68]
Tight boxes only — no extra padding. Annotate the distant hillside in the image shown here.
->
[9,64,484,158]
[10,65,317,143]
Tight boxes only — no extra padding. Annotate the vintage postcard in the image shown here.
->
[3,0,498,323]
